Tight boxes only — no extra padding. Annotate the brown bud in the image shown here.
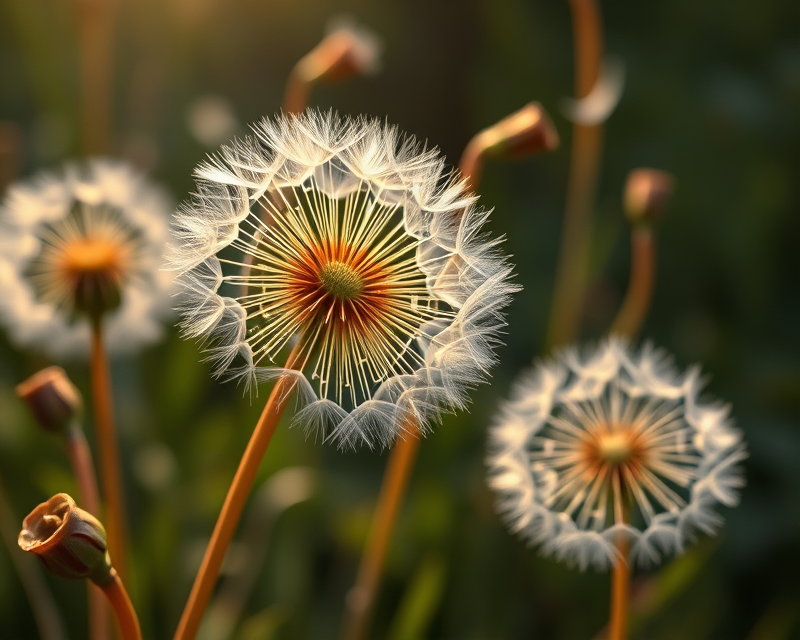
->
[16,367,82,434]
[295,21,381,85]
[624,169,675,225]
[476,102,560,161]
[18,493,113,586]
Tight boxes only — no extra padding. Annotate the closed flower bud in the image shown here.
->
[16,367,82,434]
[624,169,675,225]
[18,493,113,586]
[478,102,560,161]
[295,19,381,85]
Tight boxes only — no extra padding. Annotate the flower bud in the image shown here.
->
[16,367,82,434]
[18,493,113,586]
[477,102,560,161]
[624,168,675,225]
[295,19,381,85]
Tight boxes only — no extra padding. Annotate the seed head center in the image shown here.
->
[319,260,364,300]
[596,430,634,465]
[62,238,121,278]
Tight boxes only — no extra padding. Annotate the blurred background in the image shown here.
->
[0,0,798,638]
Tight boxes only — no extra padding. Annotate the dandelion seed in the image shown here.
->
[170,110,518,449]
[0,159,174,356]
[487,338,747,570]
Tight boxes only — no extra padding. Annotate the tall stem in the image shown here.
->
[283,72,310,115]
[609,538,631,640]
[609,226,656,340]
[173,342,305,640]
[90,317,129,585]
[101,570,142,640]
[74,0,115,155]
[340,430,421,640]
[66,425,102,516]
[66,424,111,640]
[544,0,604,350]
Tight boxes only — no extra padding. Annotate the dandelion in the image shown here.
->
[488,338,746,571]
[170,109,517,450]
[0,159,173,586]
[0,159,174,356]
[170,110,517,640]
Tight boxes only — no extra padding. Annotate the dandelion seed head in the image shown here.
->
[487,337,747,571]
[170,110,519,449]
[0,159,175,356]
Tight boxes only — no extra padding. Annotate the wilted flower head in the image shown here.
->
[18,493,113,586]
[0,159,174,356]
[170,110,517,449]
[16,366,82,434]
[488,338,746,570]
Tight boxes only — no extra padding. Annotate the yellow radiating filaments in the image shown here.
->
[222,177,451,409]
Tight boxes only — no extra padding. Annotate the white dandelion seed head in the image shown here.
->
[487,337,747,571]
[0,159,175,357]
[169,110,519,450]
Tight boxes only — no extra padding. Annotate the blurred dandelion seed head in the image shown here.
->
[170,110,518,449]
[0,159,175,356]
[487,338,747,571]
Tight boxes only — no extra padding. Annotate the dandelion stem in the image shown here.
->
[544,0,604,350]
[283,71,310,115]
[458,139,485,192]
[90,317,129,584]
[0,480,68,640]
[609,536,631,640]
[66,424,102,516]
[609,226,656,340]
[340,429,421,640]
[173,341,305,640]
[101,569,142,640]
[66,424,111,640]
[74,0,115,155]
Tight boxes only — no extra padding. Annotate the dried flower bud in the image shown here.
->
[477,102,560,161]
[16,367,82,434]
[624,168,675,225]
[18,493,113,586]
[295,19,381,85]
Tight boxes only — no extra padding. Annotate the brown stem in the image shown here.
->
[90,317,129,584]
[65,425,111,640]
[172,341,305,640]
[609,538,631,640]
[66,425,102,516]
[340,429,422,640]
[458,138,485,193]
[74,0,115,155]
[101,570,142,640]
[609,226,656,340]
[544,0,604,350]
[283,71,310,115]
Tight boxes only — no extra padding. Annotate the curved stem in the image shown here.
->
[458,137,485,193]
[544,0,604,350]
[340,429,421,640]
[90,317,129,585]
[173,342,305,640]
[101,570,142,640]
[66,424,102,516]
[283,71,310,115]
[609,538,631,640]
[609,226,656,340]
[65,424,111,640]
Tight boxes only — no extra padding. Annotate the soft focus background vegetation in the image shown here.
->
[1,0,798,638]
